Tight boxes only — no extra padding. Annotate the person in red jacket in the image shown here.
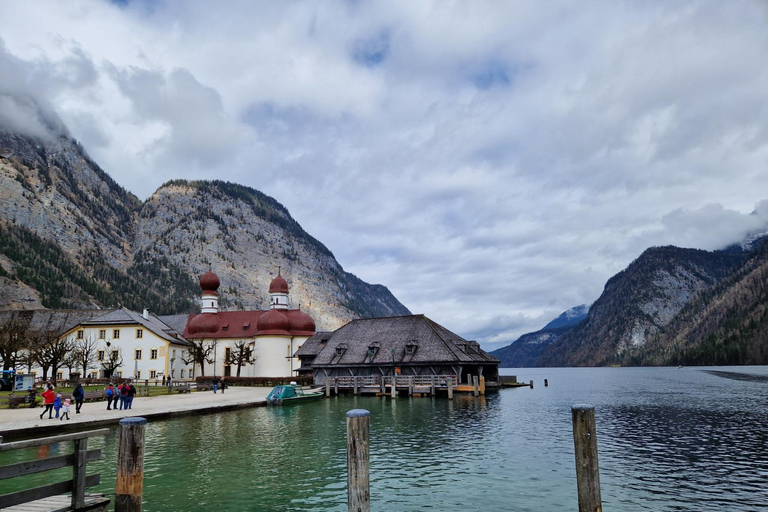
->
[39,385,55,419]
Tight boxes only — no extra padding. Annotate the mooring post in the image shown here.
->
[346,409,371,512]
[473,375,479,396]
[326,379,331,397]
[447,377,453,400]
[545,379,549,387]
[71,437,88,509]
[572,404,602,512]
[530,379,534,388]
[381,377,386,395]
[116,417,147,512]
[430,375,436,396]
[354,377,359,396]
[335,378,339,395]
[391,375,397,399]
[408,376,413,396]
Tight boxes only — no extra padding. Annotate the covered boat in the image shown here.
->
[266,383,324,405]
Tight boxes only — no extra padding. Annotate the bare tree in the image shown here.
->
[100,341,123,379]
[181,340,216,376]
[0,311,33,371]
[31,331,74,382]
[73,335,99,378]
[225,341,255,377]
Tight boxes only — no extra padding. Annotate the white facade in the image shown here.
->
[199,334,309,378]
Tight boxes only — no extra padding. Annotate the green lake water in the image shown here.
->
[3,366,768,511]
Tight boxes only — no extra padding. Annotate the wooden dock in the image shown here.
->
[325,375,486,397]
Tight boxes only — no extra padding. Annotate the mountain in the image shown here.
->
[537,245,750,367]
[489,305,588,367]
[0,120,409,330]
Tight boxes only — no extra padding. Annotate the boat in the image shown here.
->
[266,382,324,405]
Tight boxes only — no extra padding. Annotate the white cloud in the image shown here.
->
[1,0,768,348]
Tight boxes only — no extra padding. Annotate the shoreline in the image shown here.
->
[0,387,269,441]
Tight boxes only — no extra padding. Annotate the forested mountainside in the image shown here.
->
[0,128,409,330]
[536,245,751,367]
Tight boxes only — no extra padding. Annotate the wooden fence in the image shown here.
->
[0,429,111,511]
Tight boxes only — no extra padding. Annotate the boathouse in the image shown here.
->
[295,314,499,386]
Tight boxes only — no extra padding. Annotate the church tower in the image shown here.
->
[269,270,289,310]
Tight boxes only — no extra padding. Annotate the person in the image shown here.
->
[60,398,71,420]
[105,383,115,410]
[39,385,55,419]
[119,382,129,410]
[72,383,85,414]
[161,375,166,386]
[127,381,136,409]
[212,376,219,394]
[53,393,63,419]
[220,377,226,394]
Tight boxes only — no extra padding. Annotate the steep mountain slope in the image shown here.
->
[537,246,747,367]
[490,305,588,367]
[636,240,768,366]
[0,124,409,328]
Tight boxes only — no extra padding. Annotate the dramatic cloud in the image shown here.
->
[1,1,767,349]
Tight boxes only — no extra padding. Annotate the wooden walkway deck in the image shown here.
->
[1,494,109,512]
[325,375,486,397]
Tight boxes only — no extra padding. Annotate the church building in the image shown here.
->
[183,270,316,378]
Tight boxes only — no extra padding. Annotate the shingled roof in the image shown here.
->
[307,314,499,367]
[81,307,190,345]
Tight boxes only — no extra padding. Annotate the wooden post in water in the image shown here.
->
[72,437,88,509]
[447,377,453,400]
[408,376,413,396]
[115,417,147,512]
[326,379,331,397]
[545,379,548,387]
[346,409,371,512]
[473,375,479,396]
[530,379,534,388]
[335,378,339,395]
[572,404,602,512]
[430,375,436,396]
[391,375,397,399]
[354,377,359,396]
[381,377,386,395]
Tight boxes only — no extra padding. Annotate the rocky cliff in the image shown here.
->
[0,128,409,329]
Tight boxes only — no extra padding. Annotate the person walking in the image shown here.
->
[220,377,226,394]
[60,398,71,420]
[212,376,219,394]
[72,383,85,414]
[53,393,63,419]
[39,385,55,419]
[105,383,115,410]
[119,382,129,410]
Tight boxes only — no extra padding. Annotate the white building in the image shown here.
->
[183,271,316,378]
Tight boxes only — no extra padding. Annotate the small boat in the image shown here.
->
[266,383,324,405]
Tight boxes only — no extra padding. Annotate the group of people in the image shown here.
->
[39,384,72,420]
[104,381,137,410]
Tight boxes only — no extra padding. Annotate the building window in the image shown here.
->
[115,371,122,378]
[113,329,120,339]
[99,330,106,340]
[136,329,143,339]
[57,372,63,380]
[77,330,84,339]
[136,370,141,379]
[335,344,347,356]
[405,343,418,355]
[225,347,231,361]
[111,350,119,360]
[150,370,157,379]
[180,369,185,378]
[190,369,194,378]
[151,349,158,360]
[135,349,142,360]
[97,350,105,361]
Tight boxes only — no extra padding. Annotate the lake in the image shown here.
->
[4,366,768,511]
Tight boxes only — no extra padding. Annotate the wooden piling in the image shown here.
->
[447,377,453,400]
[353,377,359,396]
[326,379,331,397]
[545,379,548,387]
[391,375,397,399]
[430,375,436,396]
[571,404,602,512]
[346,409,371,512]
[408,377,413,396]
[115,417,147,512]
[473,375,479,396]
[530,379,534,388]
[335,378,339,395]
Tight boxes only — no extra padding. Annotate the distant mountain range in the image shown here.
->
[492,241,768,367]
[0,112,409,331]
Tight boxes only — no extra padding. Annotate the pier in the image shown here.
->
[324,374,486,397]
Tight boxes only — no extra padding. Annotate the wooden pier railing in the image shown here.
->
[326,374,486,398]
[0,429,111,511]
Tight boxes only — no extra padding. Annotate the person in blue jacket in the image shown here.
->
[72,383,85,414]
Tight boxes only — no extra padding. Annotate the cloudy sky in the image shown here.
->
[2,1,768,350]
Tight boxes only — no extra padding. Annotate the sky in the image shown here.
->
[1,1,768,350]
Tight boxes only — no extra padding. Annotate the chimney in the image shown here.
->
[143,308,149,320]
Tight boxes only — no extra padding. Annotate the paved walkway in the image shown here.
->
[0,387,270,440]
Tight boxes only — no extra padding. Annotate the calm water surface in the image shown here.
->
[4,366,768,511]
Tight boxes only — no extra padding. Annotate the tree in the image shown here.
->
[0,311,33,371]
[225,341,255,377]
[31,331,74,382]
[181,340,216,376]
[100,341,123,379]
[73,335,99,378]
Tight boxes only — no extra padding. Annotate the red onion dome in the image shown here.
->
[285,310,315,333]
[187,313,220,336]
[269,273,289,294]
[257,308,290,334]
[200,271,220,292]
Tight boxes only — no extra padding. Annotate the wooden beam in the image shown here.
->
[0,450,100,480]
[0,429,110,452]
[0,474,100,509]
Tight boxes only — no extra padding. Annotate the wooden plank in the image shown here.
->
[0,450,100,480]
[0,429,110,452]
[72,438,88,509]
[2,493,109,512]
[0,474,100,509]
